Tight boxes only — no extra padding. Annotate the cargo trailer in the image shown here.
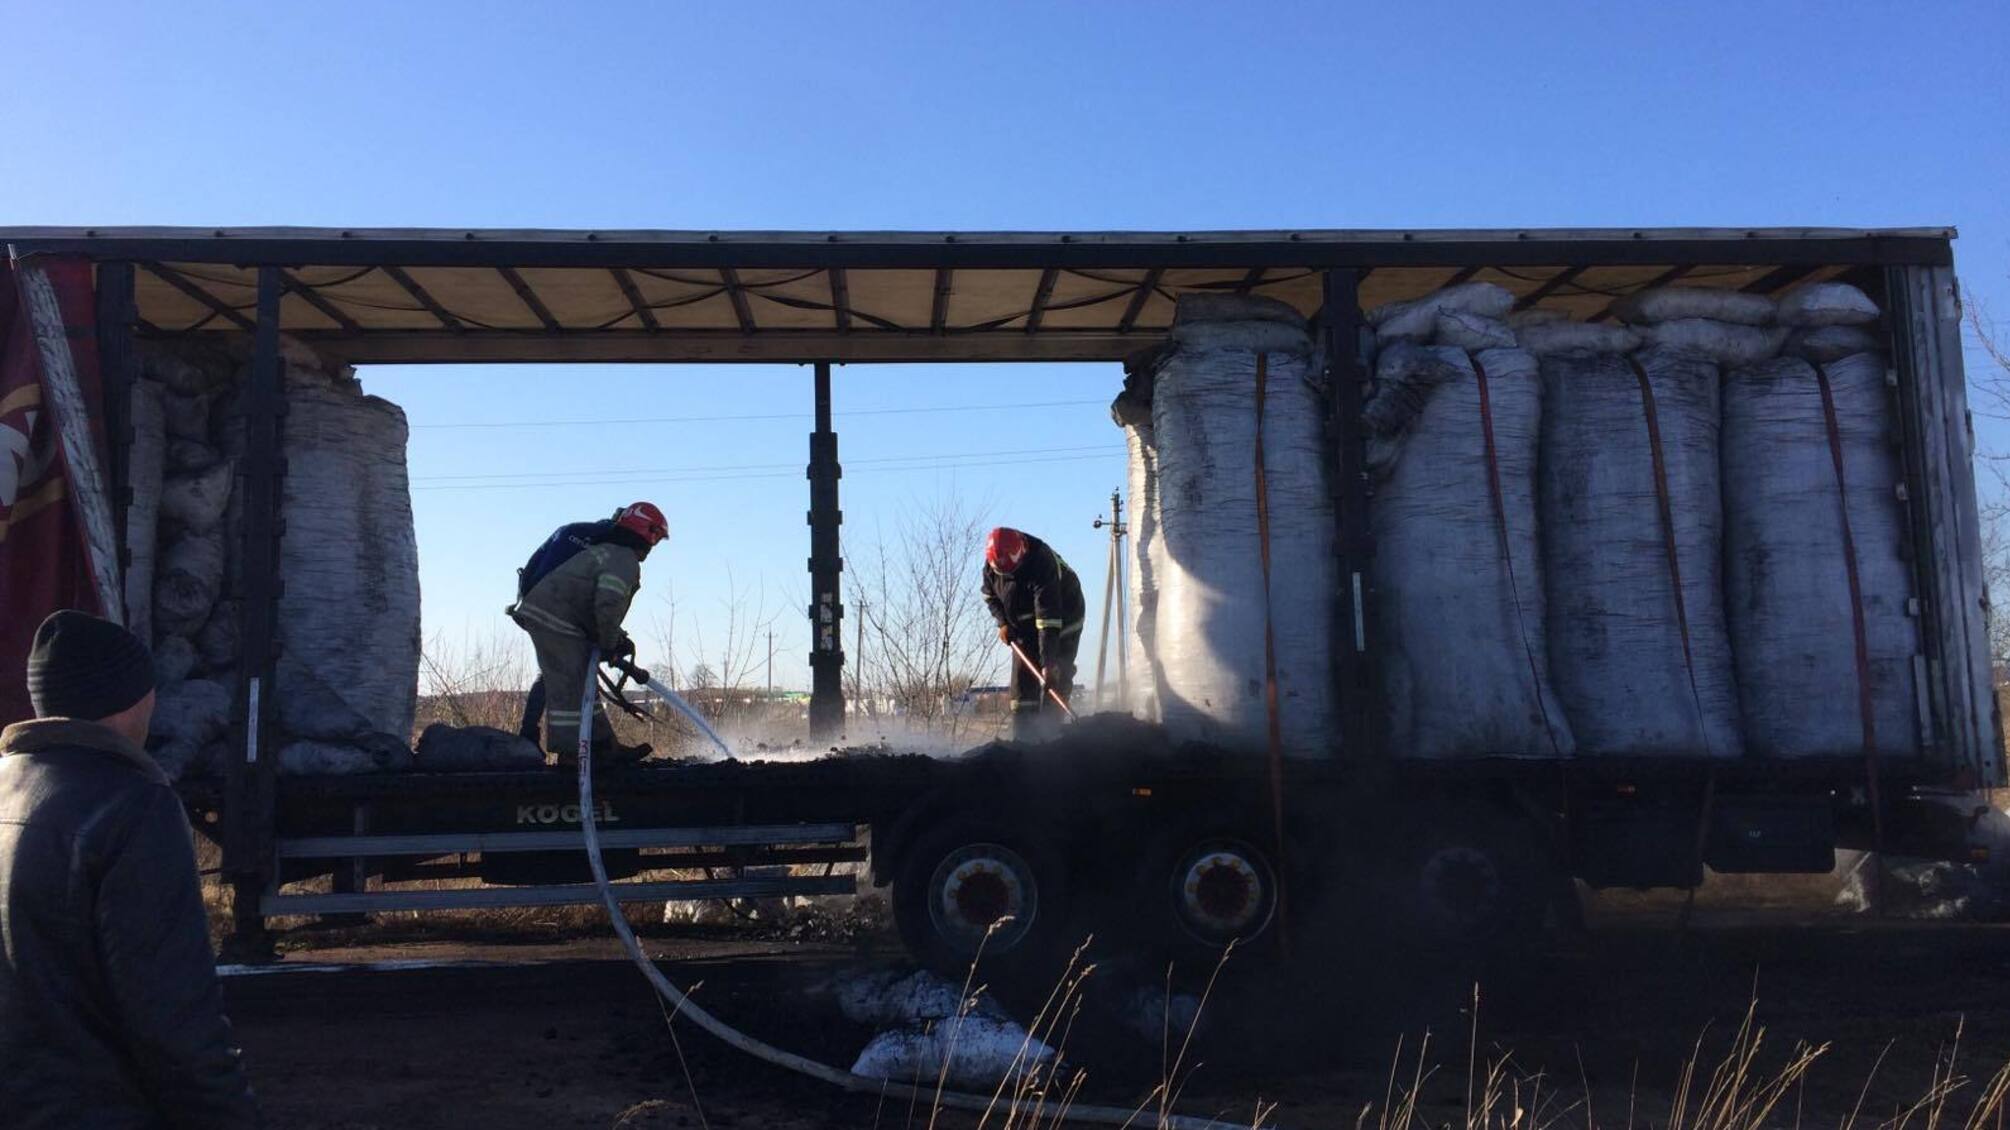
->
[0,226,1996,970]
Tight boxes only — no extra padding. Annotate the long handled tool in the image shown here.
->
[1007,640,1077,720]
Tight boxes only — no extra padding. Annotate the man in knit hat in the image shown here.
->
[0,609,261,1127]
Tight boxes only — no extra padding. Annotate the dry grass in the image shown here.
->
[874,951,2010,1130]
[1347,992,2010,1130]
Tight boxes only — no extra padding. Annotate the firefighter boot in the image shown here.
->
[594,735,653,765]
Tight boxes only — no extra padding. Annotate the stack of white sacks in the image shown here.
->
[133,342,422,780]
[1352,275,1912,759]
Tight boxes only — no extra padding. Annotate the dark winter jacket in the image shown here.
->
[980,534,1086,662]
[0,718,261,1129]
[516,519,615,598]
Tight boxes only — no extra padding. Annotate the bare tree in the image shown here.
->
[415,627,536,736]
[1968,291,2010,502]
[1966,287,2010,677]
[848,493,998,733]
[681,569,782,694]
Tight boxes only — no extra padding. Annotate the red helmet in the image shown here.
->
[986,527,1028,574]
[615,501,669,546]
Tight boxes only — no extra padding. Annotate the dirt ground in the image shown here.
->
[221,882,2010,1130]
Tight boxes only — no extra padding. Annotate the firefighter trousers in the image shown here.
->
[1009,629,1078,740]
[524,629,612,756]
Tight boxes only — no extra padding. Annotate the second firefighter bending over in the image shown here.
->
[981,526,1084,738]
[508,501,668,764]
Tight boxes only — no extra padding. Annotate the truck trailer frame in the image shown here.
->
[2,226,1996,961]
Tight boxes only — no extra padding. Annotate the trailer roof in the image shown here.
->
[1,225,1957,364]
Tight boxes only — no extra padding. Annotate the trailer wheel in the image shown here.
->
[1139,827,1280,955]
[1396,804,1548,952]
[892,818,1071,979]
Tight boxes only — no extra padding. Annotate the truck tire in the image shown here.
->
[1136,824,1281,960]
[891,817,1073,981]
[1393,803,1549,953]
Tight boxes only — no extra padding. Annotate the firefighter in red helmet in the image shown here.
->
[508,502,669,765]
[980,527,1085,738]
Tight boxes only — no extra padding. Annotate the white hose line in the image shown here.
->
[574,650,1244,1129]
[631,671,732,758]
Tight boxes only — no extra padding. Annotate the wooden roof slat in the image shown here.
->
[829,268,851,333]
[1118,268,1164,333]
[1442,265,1484,288]
[718,267,756,334]
[1588,264,1695,322]
[1514,266,1588,311]
[1741,264,1826,295]
[381,266,464,332]
[278,269,363,333]
[140,263,255,331]
[609,269,658,332]
[930,268,952,333]
[1024,268,1059,334]
[497,267,561,331]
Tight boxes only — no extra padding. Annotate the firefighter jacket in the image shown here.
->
[980,535,1085,662]
[509,541,642,653]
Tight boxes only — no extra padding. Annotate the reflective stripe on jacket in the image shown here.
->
[511,542,641,651]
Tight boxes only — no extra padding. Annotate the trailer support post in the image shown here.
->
[94,262,137,601]
[1322,269,1374,756]
[221,267,287,961]
[807,361,845,736]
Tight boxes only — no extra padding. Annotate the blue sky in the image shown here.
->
[5,0,2007,689]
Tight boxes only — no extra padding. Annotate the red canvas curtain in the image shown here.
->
[0,256,110,725]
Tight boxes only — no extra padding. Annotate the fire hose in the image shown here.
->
[574,648,1240,1129]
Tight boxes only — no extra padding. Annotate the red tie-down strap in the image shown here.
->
[1624,358,1718,756]
[1812,363,1885,853]
[1252,352,1290,953]
[1471,354,1565,757]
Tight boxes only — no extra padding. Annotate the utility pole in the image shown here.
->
[766,630,773,697]
[1091,488,1129,710]
[855,597,868,718]
[806,361,845,736]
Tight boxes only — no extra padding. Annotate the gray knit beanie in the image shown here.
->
[25,610,156,721]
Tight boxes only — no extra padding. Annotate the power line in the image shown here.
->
[410,450,1118,493]
[411,443,1116,484]
[409,397,1109,431]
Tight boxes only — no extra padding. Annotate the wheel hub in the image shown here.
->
[929,844,1037,955]
[1419,844,1503,931]
[1174,841,1274,944]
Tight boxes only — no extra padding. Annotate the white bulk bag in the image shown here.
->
[277,384,421,746]
[1722,353,1920,757]
[1151,304,1336,755]
[1538,348,1742,757]
[1367,342,1573,758]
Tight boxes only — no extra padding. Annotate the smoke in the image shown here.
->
[639,708,1007,764]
